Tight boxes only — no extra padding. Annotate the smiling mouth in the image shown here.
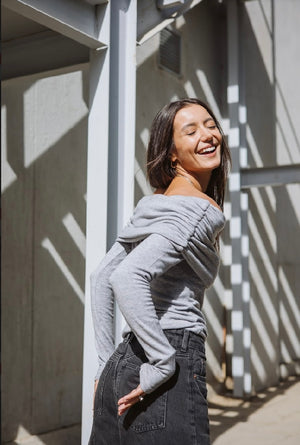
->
[197,146,216,155]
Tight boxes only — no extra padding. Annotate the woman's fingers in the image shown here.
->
[118,384,143,404]
[117,384,145,416]
[118,398,140,416]
[94,379,99,395]
[93,379,99,407]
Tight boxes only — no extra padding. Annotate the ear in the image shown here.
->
[170,151,178,163]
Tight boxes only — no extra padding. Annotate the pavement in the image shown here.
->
[5,376,300,445]
[209,376,300,445]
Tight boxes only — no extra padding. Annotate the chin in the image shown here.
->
[205,160,221,172]
[213,160,221,170]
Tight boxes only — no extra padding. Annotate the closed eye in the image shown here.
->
[187,131,196,135]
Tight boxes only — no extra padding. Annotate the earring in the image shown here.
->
[171,159,177,169]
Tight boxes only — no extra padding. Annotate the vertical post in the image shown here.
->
[81,5,111,443]
[107,0,137,344]
[227,0,244,397]
[239,3,251,396]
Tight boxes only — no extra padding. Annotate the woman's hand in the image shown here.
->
[93,379,99,406]
[117,384,145,416]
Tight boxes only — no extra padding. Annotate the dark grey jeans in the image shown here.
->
[89,329,210,445]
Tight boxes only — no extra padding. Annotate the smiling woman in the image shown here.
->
[88,99,231,445]
[171,105,222,192]
[147,98,231,209]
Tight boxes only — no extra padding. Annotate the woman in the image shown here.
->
[89,98,231,445]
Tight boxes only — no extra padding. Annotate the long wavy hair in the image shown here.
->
[147,98,231,209]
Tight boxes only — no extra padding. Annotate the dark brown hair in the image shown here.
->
[147,98,231,209]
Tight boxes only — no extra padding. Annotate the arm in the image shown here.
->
[109,233,183,394]
[90,241,127,380]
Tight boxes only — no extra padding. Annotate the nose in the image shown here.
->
[200,126,213,141]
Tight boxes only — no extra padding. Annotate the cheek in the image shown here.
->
[174,142,194,160]
[180,149,196,162]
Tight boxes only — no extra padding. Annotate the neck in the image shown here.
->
[175,168,211,193]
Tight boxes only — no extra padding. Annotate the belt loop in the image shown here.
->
[181,330,190,352]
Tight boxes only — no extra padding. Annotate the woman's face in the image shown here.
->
[171,104,222,175]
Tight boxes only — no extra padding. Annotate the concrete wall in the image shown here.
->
[274,0,300,379]
[2,1,300,441]
[1,69,88,442]
[135,0,231,390]
[243,0,300,391]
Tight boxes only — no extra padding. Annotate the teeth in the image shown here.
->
[200,146,215,154]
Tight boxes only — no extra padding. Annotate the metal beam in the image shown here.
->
[137,0,203,44]
[227,0,247,398]
[2,0,108,49]
[241,164,300,189]
[238,1,252,399]
[157,0,185,8]
[2,30,89,80]
[81,2,111,443]
[107,0,137,344]
[85,0,108,4]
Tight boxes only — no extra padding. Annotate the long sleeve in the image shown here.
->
[109,233,183,394]
[90,194,225,389]
[90,241,127,380]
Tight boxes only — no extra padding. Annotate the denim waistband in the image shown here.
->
[123,329,206,355]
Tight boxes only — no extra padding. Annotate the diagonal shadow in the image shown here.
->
[209,376,300,443]
[2,72,88,443]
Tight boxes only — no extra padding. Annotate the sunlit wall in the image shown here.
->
[1,69,88,441]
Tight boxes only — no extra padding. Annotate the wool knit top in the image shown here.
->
[90,194,225,394]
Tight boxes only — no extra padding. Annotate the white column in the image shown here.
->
[227,0,245,398]
[107,0,137,344]
[81,6,111,444]
[239,4,251,397]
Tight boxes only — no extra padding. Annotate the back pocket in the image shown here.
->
[118,358,167,433]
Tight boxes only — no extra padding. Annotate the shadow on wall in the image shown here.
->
[3,0,299,443]
[2,70,88,443]
[243,0,300,391]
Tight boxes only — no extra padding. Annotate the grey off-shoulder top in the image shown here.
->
[90,194,225,393]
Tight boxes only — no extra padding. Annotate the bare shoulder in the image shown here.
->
[165,181,222,212]
[190,191,222,212]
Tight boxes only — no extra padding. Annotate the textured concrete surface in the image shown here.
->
[2,70,87,442]
[209,377,300,445]
[2,0,300,441]
[4,425,81,445]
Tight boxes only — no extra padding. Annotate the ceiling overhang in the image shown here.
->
[2,0,204,80]
[2,0,108,49]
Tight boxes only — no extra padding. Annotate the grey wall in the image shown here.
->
[243,0,300,391]
[1,69,88,442]
[2,1,299,442]
[273,0,300,379]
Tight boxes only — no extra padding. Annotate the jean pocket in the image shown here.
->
[118,359,168,433]
[94,360,113,418]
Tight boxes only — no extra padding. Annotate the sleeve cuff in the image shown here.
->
[139,357,176,394]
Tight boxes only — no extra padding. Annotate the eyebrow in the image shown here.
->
[181,117,215,131]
